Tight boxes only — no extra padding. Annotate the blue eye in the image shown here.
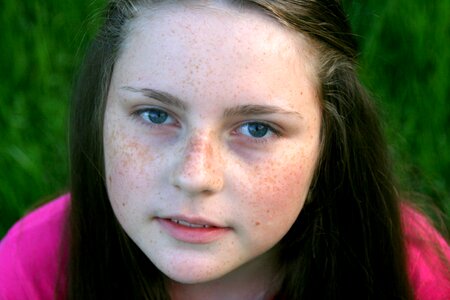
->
[240,122,272,138]
[140,108,170,124]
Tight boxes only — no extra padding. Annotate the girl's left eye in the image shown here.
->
[138,108,175,125]
[238,122,277,139]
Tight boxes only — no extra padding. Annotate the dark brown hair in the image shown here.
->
[68,0,414,298]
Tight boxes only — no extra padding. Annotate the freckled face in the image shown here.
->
[104,4,321,285]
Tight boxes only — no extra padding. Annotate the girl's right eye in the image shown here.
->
[137,108,175,125]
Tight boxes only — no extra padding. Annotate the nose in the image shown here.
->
[171,133,224,196]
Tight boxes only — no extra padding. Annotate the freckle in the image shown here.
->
[255,221,260,226]
[121,202,125,207]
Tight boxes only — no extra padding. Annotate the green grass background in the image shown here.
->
[1,0,449,238]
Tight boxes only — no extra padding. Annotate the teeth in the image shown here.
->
[171,219,211,228]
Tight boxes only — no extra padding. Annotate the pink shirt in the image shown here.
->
[0,195,68,300]
[0,195,449,299]
[402,204,450,299]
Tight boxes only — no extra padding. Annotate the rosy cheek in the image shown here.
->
[106,128,155,189]
[241,152,314,227]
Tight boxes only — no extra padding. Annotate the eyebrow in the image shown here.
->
[121,86,187,110]
[121,86,302,119]
[223,104,302,119]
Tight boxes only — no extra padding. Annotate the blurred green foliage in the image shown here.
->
[1,0,449,238]
[0,0,104,237]
[343,0,450,227]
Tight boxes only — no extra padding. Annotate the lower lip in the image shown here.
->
[157,218,230,244]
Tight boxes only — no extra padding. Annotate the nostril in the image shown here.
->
[171,163,224,195]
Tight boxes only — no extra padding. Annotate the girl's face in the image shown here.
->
[104,3,321,287]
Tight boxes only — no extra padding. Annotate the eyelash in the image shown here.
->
[132,107,281,143]
[133,107,178,127]
[234,121,280,143]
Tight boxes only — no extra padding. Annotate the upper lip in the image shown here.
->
[157,215,227,228]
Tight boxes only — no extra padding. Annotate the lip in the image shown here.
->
[156,216,230,244]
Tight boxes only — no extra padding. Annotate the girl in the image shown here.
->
[1,0,449,299]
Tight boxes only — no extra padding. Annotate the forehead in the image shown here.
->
[112,2,319,110]
[120,2,317,73]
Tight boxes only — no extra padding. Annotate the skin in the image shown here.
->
[103,2,321,299]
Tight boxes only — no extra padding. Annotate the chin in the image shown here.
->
[160,264,231,285]
[168,270,224,284]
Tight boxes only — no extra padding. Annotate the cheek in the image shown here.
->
[257,164,307,216]
[104,126,156,202]
[237,148,317,235]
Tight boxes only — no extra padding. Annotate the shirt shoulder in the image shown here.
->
[0,194,70,300]
[402,204,450,300]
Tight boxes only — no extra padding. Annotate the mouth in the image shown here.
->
[156,216,230,244]
[169,218,213,228]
